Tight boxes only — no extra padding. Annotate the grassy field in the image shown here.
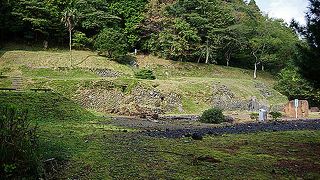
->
[1,92,319,179]
[0,45,288,115]
[2,45,319,179]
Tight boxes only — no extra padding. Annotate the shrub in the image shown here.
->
[94,28,128,59]
[134,69,156,80]
[0,104,40,179]
[199,108,225,124]
[250,112,259,120]
[269,111,282,120]
[72,31,93,50]
[275,67,315,102]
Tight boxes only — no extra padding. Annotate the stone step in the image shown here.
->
[11,77,23,90]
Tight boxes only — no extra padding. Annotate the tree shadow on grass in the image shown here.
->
[1,41,69,53]
[115,55,138,67]
[0,50,5,59]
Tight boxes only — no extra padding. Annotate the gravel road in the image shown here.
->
[144,119,320,138]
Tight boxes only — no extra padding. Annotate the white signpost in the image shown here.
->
[294,99,299,119]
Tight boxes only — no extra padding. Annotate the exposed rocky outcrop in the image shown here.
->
[254,82,272,98]
[76,88,124,113]
[75,81,183,116]
[91,68,122,77]
[211,83,270,111]
[74,80,284,116]
[212,83,247,110]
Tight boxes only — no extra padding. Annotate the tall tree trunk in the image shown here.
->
[205,39,209,64]
[254,62,257,79]
[225,49,231,67]
[69,26,72,67]
[252,52,259,79]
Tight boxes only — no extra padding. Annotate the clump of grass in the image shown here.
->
[134,69,156,80]
[0,104,40,179]
[250,112,259,120]
[269,111,282,120]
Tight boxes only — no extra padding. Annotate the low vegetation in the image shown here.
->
[0,47,288,115]
[250,112,259,121]
[269,112,283,121]
[199,108,225,124]
[134,69,156,80]
[0,105,39,179]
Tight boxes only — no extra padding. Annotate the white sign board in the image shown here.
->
[294,99,299,118]
[294,99,299,108]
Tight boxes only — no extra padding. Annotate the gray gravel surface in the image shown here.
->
[144,119,320,138]
[110,116,208,131]
[109,116,320,138]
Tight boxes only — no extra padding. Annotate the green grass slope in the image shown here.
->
[0,92,132,179]
[0,46,288,115]
[0,91,94,121]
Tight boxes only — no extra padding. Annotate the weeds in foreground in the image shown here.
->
[0,104,40,179]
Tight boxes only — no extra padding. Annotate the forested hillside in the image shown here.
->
[0,0,299,71]
[1,0,319,105]
[2,1,320,179]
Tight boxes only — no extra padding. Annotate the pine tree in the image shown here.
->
[248,0,260,12]
[293,0,320,87]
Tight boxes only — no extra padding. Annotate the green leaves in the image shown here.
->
[0,0,301,75]
[134,69,156,80]
[147,18,201,61]
[199,107,225,124]
[0,104,40,179]
[275,67,314,100]
[75,0,119,30]
[72,31,93,49]
[94,28,128,59]
[292,0,320,87]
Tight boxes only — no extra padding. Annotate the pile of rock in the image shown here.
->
[254,82,272,98]
[76,84,184,116]
[91,68,122,77]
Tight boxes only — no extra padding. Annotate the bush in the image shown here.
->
[72,31,93,50]
[0,104,40,179]
[275,67,314,101]
[250,112,259,120]
[134,69,156,80]
[94,28,128,59]
[199,108,225,124]
[269,111,282,120]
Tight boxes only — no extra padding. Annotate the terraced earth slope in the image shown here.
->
[0,45,319,179]
[0,46,287,115]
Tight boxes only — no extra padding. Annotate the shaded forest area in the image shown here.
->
[0,0,319,105]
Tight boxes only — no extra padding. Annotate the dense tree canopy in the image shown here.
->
[275,0,320,106]
[141,0,299,75]
[292,0,320,87]
[0,0,300,74]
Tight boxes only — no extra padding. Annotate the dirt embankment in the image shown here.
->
[74,79,283,116]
